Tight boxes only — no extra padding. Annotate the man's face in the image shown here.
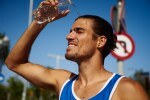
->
[65,18,98,62]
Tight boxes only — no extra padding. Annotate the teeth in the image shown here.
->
[69,44,75,47]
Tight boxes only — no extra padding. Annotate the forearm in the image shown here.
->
[5,21,47,68]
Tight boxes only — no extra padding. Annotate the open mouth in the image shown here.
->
[68,44,76,47]
[68,41,78,47]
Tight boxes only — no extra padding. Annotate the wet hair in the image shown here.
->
[75,15,117,59]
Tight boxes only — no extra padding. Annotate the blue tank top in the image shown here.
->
[59,73,124,100]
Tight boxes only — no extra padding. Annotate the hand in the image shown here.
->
[37,0,70,23]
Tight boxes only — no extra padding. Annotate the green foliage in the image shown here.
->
[0,76,57,100]
[27,84,57,100]
[7,77,24,100]
[0,84,7,100]
[131,69,150,96]
[0,33,5,39]
[0,32,10,71]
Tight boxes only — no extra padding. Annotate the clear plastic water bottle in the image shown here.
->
[33,0,72,24]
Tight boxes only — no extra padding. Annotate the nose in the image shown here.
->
[66,31,76,40]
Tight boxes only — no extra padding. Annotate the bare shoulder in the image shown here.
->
[49,69,76,92]
[113,77,149,100]
[51,68,76,82]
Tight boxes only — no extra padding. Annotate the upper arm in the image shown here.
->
[113,77,149,100]
[9,62,72,92]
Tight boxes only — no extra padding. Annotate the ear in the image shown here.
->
[97,35,107,48]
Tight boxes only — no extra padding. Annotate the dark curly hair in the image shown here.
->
[75,15,117,59]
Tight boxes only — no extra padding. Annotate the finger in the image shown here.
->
[60,10,70,17]
[39,1,51,7]
[54,0,59,4]
[46,0,58,6]
[54,10,70,20]
[64,10,70,14]
[46,9,69,23]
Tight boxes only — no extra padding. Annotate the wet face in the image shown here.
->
[65,18,98,62]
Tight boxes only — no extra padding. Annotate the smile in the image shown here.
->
[68,41,78,47]
[68,44,75,47]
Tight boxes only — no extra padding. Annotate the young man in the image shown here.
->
[5,1,148,100]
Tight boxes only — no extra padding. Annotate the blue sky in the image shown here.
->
[0,0,150,84]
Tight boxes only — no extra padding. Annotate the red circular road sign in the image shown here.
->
[111,32,135,60]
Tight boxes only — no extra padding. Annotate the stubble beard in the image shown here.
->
[65,38,79,62]
[65,48,78,62]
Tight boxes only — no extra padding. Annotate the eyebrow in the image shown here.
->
[70,27,85,32]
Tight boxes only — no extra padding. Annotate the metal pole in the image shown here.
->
[56,56,60,69]
[48,53,65,69]
[22,0,33,100]
[28,0,33,26]
[117,0,124,75]
[22,80,27,100]
[117,60,124,75]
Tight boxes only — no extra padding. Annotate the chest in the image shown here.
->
[60,74,122,100]
[74,81,106,99]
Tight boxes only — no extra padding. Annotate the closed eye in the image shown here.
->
[70,27,85,34]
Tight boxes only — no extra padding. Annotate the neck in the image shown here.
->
[77,54,110,85]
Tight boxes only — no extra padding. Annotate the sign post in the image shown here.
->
[111,0,135,75]
[111,33,135,61]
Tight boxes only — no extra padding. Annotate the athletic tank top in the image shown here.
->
[59,73,124,100]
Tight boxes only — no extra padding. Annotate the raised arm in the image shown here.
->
[5,1,72,93]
